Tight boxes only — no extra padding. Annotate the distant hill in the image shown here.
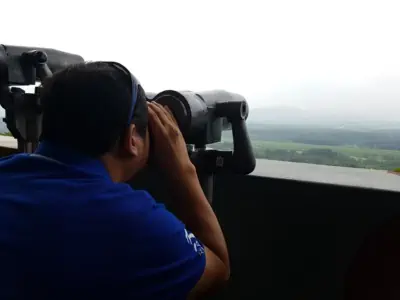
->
[247,106,400,130]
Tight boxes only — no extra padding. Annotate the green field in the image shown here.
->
[213,139,400,170]
[251,140,400,156]
[0,132,12,137]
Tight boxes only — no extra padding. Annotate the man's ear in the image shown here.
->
[121,124,139,157]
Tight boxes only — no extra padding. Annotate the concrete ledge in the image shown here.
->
[0,136,18,156]
[1,136,399,192]
[0,136,17,149]
[252,159,400,192]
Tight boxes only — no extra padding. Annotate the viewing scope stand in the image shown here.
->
[0,45,256,203]
[0,45,84,153]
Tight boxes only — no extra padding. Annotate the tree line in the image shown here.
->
[216,125,400,170]
[247,125,400,150]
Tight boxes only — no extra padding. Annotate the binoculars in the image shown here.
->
[0,45,256,195]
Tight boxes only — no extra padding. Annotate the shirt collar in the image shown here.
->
[35,140,110,179]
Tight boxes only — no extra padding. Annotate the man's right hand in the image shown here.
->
[148,102,196,181]
[148,101,230,299]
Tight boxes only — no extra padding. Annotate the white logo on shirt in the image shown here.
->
[185,229,205,256]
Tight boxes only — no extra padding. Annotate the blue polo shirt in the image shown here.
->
[0,141,205,299]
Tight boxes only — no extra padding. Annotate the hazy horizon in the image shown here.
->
[2,0,400,123]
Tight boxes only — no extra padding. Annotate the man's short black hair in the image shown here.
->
[40,61,148,157]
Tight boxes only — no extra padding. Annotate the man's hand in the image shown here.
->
[148,101,230,299]
[148,102,196,180]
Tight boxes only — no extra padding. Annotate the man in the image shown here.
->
[0,62,230,299]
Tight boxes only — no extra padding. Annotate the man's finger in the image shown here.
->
[150,103,183,139]
[150,102,174,127]
[148,105,166,134]
[163,106,178,127]
[157,104,179,129]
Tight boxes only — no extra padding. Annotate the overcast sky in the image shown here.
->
[2,0,400,118]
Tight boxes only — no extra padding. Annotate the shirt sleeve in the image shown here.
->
[108,188,206,300]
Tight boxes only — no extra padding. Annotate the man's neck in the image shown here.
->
[100,154,127,183]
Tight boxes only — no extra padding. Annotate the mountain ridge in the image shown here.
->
[247,106,400,130]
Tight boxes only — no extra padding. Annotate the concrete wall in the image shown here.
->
[132,170,400,300]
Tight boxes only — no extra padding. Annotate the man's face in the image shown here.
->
[124,126,150,180]
[104,124,150,183]
[100,119,150,183]
[134,127,150,171]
